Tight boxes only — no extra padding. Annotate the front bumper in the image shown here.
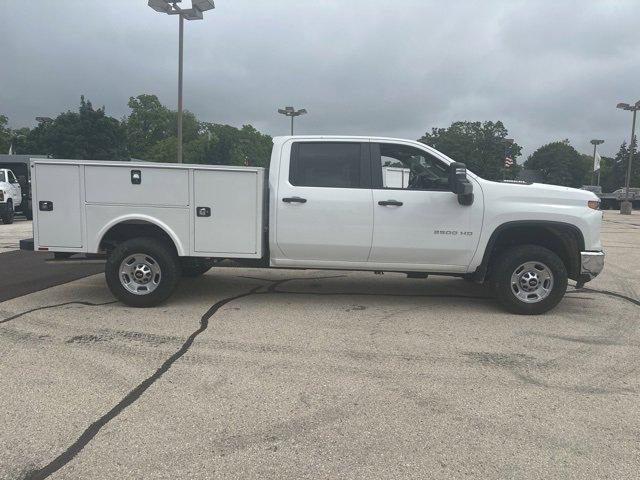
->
[580,251,605,282]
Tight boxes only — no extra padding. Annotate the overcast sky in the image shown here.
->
[1,0,639,159]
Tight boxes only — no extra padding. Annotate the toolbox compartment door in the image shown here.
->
[193,169,261,255]
[34,163,83,248]
[84,165,189,207]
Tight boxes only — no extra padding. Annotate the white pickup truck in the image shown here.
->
[21,136,604,314]
[0,168,22,224]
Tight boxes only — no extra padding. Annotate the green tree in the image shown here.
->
[124,94,172,159]
[124,93,203,162]
[26,96,127,160]
[418,121,522,180]
[524,141,589,188]
[122,93,274,165]
[580,153,596,186]
[170,110,201,143]
[199,123,273,167]
[10,127,31,154]
[7,93,273,166]
[144,121,272,166]
[605,140,639,191]
[0,115,11,153]
[595,155,616,192]
[0,115,32,155]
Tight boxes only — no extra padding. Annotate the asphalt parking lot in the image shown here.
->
[1,212,639,480]
[0,219,103,303]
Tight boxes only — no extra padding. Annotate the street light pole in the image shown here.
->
[590,139,604,186]
[624,109,637,210]
[277,106,308,135]
[148,1,216,163]
[616,100,640,215]
[177,14,184,163]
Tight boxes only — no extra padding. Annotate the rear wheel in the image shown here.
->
[491,245,567,315]
[180,258,216,278]
[105,237,181,307]
[1,200,14,224]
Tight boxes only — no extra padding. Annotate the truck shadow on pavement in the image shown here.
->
[2,272,638,480]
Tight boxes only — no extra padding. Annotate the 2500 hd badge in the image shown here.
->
[434,230,474,236]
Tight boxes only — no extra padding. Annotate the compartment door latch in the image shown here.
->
[39,201,54,211]
[131,170,142,185]
[197,207,211,217]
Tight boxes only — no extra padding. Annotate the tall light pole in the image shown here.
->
[278,106,307,135]
[590,139,604,186]
[148,0,215,163]
[616,100,640,214]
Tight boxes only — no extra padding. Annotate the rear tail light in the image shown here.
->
[587,200,600,210]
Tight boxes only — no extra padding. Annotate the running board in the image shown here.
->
[45,254,106,264]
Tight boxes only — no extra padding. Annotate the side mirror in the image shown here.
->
[448,162,474,206]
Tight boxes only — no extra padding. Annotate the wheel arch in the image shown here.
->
[475,220,585,282]
[96,215,186,256]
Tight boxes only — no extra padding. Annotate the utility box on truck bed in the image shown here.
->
[30,159,265,258]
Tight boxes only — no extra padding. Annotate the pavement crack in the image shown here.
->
[21,276,333,479]
[19,274,633,478]
[0,300,118,325]
[22,286,261,480]
[572,286,640,308]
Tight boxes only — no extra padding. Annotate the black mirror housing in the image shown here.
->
[448,162,474,205]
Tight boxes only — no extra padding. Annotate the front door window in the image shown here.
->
[376,143,450,191]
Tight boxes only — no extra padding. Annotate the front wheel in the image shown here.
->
[491,245,567,315]
[105,237,181,307]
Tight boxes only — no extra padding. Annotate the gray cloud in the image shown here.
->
[1,0,639,159]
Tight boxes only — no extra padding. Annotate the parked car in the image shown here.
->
[0,154,40,220]
[21,136,605,314]
[0,168,22,224]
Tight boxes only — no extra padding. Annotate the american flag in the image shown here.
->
[504,157,514,168]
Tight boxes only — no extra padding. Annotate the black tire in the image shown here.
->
[180,258,216,278]
[25,208,33,221]
[1,200,14,224]
[105,237,181,308]
[491,245,567,315]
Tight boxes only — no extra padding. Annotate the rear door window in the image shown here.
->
[289,142,368,188]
